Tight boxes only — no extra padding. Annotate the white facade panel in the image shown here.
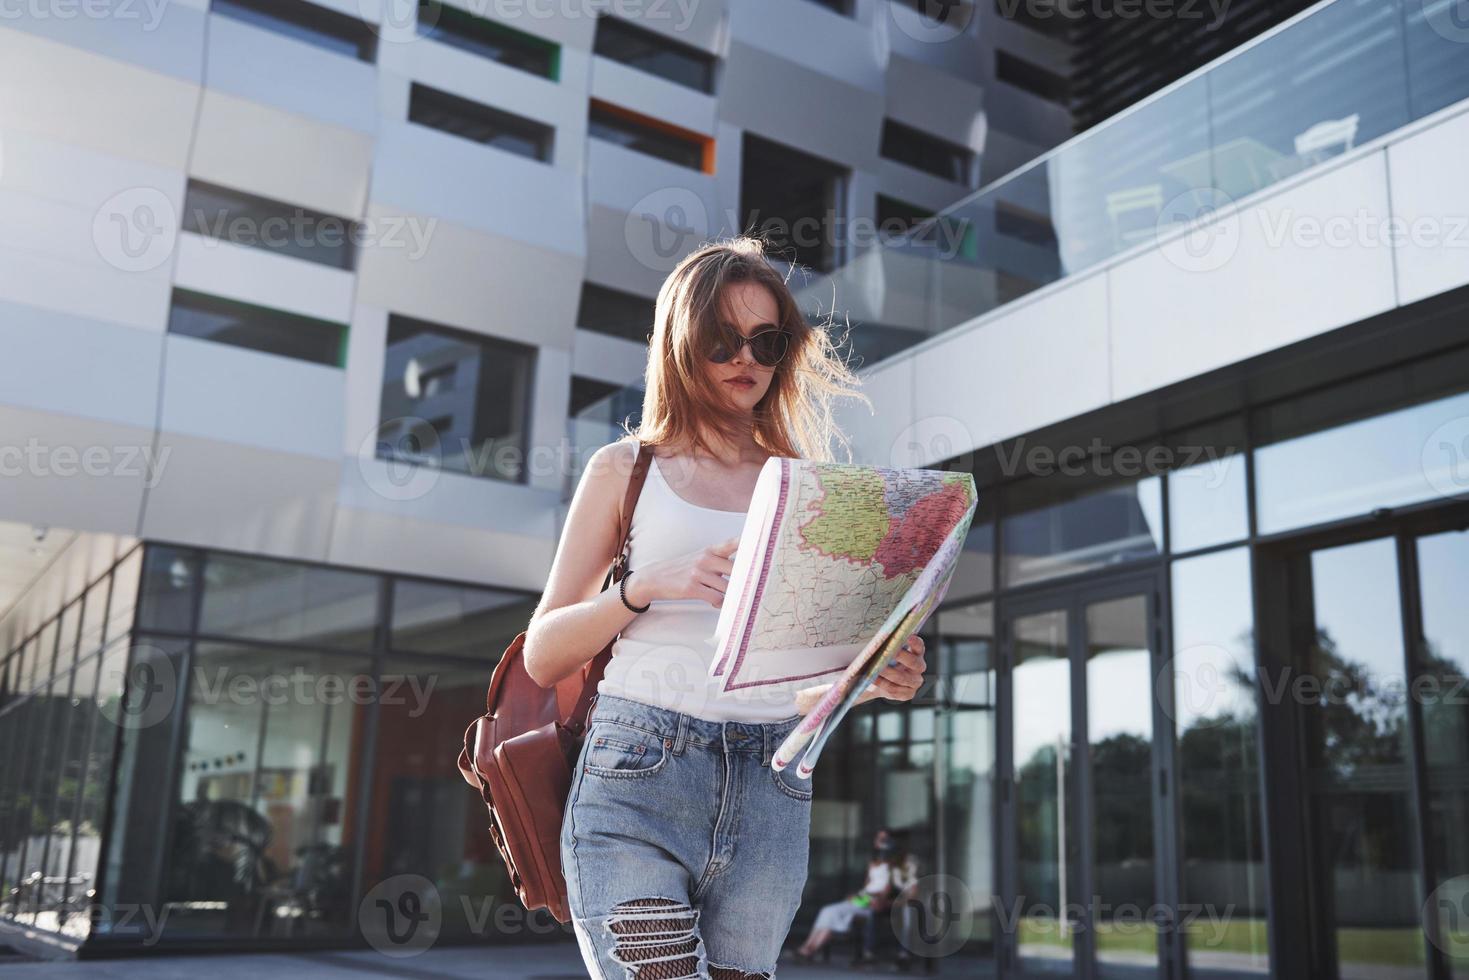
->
[173,233,357,326]
[1388,108,1469,306]
[1108,151,1398,402]
[0,302,162,428]
[156,335,346,460]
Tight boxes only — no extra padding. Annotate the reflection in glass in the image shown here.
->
[1012,609,1073,972]
[162,645,366,938]
[1053,74,1212,273]
[1254,388,1469,534]
[1301,538,1425,978]
[137,546,198,634]
[364,658,554,937]
[938,601,996,962]
[1168,453,1248,553]
[389,580,534,657]
[1208,0,1407,200]
[1172,548,1268,976]
[1415,531,1469,973]
[1002,477,1163,587]
[199,553,379,649]
[1086,595,1157,975]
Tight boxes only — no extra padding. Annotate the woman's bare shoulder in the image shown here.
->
[578,438,641,498]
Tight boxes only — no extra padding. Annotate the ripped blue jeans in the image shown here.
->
[560,692,814,980]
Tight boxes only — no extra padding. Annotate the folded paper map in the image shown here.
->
[709,458,978,777]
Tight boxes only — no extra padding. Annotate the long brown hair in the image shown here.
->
[629,236,868,462]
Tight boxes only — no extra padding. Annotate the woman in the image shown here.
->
[524,237,930,980]
[790,828,917,964]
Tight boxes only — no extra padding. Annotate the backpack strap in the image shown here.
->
[562,442,654,728]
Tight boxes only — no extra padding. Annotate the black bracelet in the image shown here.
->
[619,570,650,613]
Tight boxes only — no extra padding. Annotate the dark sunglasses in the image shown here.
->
[707,326,790,367]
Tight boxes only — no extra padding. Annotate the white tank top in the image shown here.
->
[598,440,799,722]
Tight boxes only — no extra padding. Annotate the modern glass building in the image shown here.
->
[3,0,1469,976]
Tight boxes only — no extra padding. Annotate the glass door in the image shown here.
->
[1262,519,1469,980]
[998,571,1171,980]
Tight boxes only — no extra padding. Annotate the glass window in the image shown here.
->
[1403,0,1469,117]
[938,600,994,707]
[168,288,348,367]
[418,0,559,79]
[378,314,536,483]
[741,132,848,273]
[1011,608,1073,972]
[1168,452,1248,553]
[212,0,377,61]
[1207,0,1408,201]
[1086,594,1157,973]
[948,519,995,601]
[1297,538,1424,976]
[1414,530,1469,968]
[592,15,715,93]
[589,101,707,170]
[77,577,109,661]
[33,620,58,691]
[137,546,199,634]
[198,553,379,649]
[181,180,357,270]
[71,643,125,939]
[934,598,998,963]
[880,119,974,184]
[576,282,654,343]
[1255,386,1469,535]
[408,82,554,162]
[56,601,81,677]
[389,579,534,657]
[362,657,538,938]
[1171,547,1268,975]
[159,644,367,939]
[1001,476,1163,587]
[105,548,142,647]
[995,50,1069,106]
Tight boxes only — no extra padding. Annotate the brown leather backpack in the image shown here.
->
[456,443,653,924]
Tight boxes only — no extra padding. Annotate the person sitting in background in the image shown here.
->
[789,828,906,963]
[861,832,919,964]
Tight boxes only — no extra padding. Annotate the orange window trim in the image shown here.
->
[590,98,716,175]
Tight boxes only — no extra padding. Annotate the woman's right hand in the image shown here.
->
[625,536,740,608]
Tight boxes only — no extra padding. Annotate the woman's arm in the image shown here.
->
[522,440,642,689]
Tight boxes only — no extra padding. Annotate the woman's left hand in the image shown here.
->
[857,634,926,705]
